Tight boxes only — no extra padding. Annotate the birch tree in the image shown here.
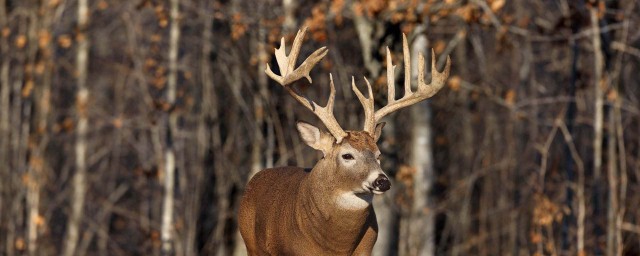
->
[405,29,436,256]
[63,0,89,255]
[160,0,181,253]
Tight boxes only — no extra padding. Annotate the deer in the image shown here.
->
[238,27,451,255]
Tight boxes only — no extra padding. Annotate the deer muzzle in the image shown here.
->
[372,174,391,194]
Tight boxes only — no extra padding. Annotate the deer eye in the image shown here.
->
[341,154,354,160]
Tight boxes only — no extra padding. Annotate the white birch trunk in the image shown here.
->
[0,30,8,248]
[63,0,89,255]
[589,6,603,255]
[407,33,436,256]
[372,121,397,256]
[282,0,296,32]
[161,0,180,253]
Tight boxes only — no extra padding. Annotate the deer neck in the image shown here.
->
[295,160,372,253]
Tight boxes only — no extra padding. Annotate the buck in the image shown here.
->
[238,27,450,255]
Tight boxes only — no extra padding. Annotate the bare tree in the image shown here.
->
[0,0,10,253]
[160,0,181,253]
[63,0,89,255]
[402,28,436,256]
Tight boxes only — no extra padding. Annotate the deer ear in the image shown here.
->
[296,121,334,155]
[373,122,385,142]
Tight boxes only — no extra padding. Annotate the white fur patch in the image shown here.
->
[365,171,381,184]
[336,192,372,210]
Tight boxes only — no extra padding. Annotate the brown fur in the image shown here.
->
[239,129,385,256]
[238,166,378,255]
[343,131,377,152]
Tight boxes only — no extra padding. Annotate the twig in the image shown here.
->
[557,119,585,255]
[611,41,640,59]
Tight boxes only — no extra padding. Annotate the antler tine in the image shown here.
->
[402,34,412,96]
[265,27,328,86]
[425,48,451,93]
[284,75,348,143]
[373,34,451,123]
[264,29,347,142]
[386,47,396,104]
[310,74,347,143]
[352,76,376,134]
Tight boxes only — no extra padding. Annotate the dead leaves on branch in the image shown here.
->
[231,12,247,41]
[533,194,568,227]
[303,5,328,42]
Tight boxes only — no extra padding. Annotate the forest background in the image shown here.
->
[0,0,639,255]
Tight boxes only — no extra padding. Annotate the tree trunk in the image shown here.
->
[405,30,435,256]
[372,120,397,256]
[606,104,618,256]
[63,0,89,255]
[0,1,9,251]
[161,0,180,253]
[589,5,604,255]
[352,12,380,77]
[282,0,296,33]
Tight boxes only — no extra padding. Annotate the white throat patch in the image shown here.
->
[336,192,372,210]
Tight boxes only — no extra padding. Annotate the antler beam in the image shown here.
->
[374,34,451,123]
[265,27,348,143]
[354,34,451,135]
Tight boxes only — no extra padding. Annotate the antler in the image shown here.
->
[353,34,451,135]
[265,27,348,143]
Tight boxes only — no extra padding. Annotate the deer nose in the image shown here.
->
[373,174,391,192]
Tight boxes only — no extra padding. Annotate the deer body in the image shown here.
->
[238,27,450,255]
[239,130,385,255]
[239,167,378,255]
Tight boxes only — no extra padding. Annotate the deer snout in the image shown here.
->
[372,174,391,193]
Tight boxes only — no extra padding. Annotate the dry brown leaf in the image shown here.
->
[183,71,192,80]
[151,34,162,43]
[158,18,168,28]
[448,75,461,91]
[598,1,606,19]
[533,194,563,226]
[490,0,505,12]
[353,2,364,17]
[76,32,86,43]
[395,165,416,187]
[35,61,46,75]
[530,231,542,243]
[607,89,618,101]
[57,35,72,48]
[363,0,386,17]
[22,80,34,97]
[145,58,157,69]
[48,0,60,7]
[330,0,345,25]
[504,89,516,106]
[455,4,476,23]
[15,34,27,49]
[38,30,51,49]
[112,117,123,129]
[433,40,446,54]
[98,0,109,10]
[15,238,25,251]
[32,214,46,228]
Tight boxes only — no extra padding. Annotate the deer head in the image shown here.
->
[295,120,389,209]
[239,27,451,255]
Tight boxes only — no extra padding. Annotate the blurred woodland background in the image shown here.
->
[0,0,640,255]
